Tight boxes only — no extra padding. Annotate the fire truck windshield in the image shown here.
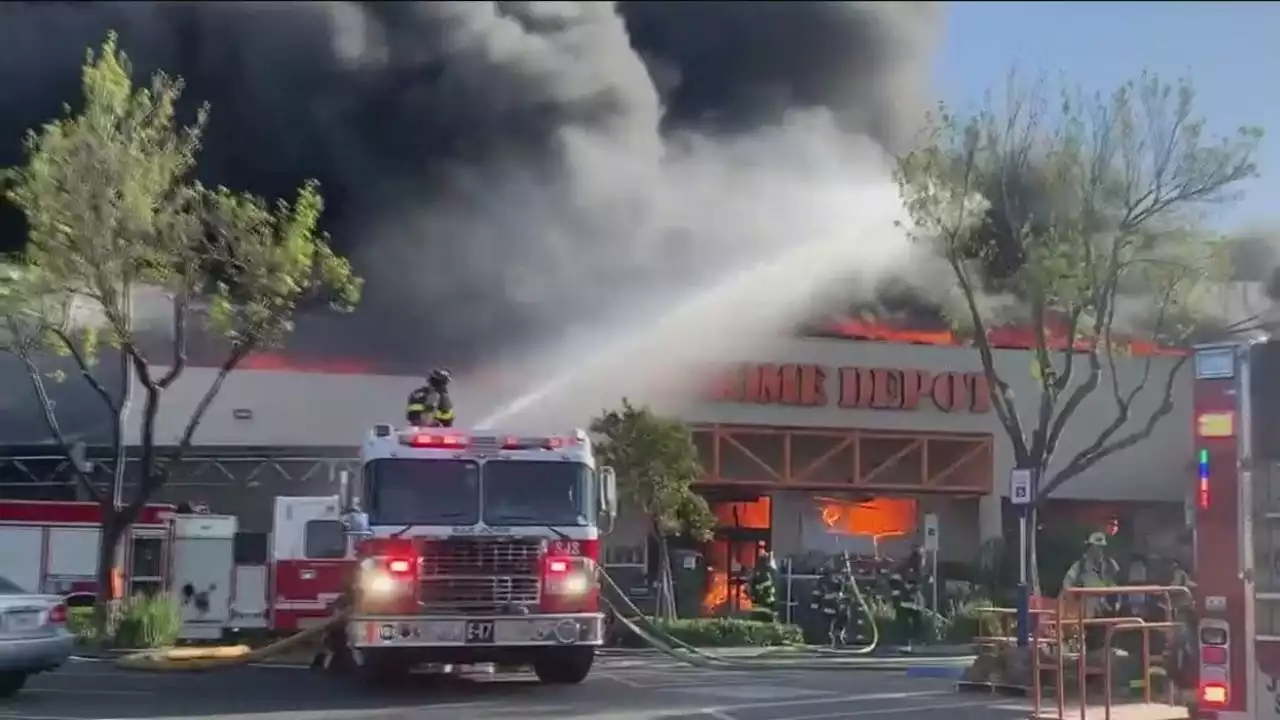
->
[482,461,591,527]
[365,458,480,526]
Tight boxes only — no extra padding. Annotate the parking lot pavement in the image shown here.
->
[0,655,1031,720]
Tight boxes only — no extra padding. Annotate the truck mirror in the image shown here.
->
[341,510,373,538]
[599,466,618,523]
[338,470,352,511]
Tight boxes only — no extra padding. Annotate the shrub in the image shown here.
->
[66,607,96,643]
[931,598,996,644]
[613,616,804,648]
[113,594,182,649]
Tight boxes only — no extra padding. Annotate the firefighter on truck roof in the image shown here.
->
[406,368,455,428]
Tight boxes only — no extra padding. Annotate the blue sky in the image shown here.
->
[936,2,1278,231]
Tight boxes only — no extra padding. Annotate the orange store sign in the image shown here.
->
[706,362,991,414]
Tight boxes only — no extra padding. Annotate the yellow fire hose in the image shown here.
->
[115,609,348,672]
[114,569,969,673]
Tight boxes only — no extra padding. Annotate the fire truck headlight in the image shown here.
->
[363,572,397,596]
[561,572,590,596]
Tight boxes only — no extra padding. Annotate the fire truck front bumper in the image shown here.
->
[347,613,605,649]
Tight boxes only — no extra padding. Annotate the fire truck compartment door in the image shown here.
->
[0,526,43,592]
[230,565,269,628]
[173,535,235,638]
[272,496,340,560]
[48,528,99,579]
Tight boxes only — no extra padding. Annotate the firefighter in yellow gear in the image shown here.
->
[406,368,455,427]
[1062,531,1120,651]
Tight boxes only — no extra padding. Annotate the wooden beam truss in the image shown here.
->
[691,424,992,495]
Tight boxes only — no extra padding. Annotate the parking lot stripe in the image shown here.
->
[710,688,948,713]
[23,687,153,696]
[771,698,1021,720]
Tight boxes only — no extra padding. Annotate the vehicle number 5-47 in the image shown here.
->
[465,620,495,644]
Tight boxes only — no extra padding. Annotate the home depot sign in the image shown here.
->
[706,362,991,413]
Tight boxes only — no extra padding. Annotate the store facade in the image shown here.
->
[0,337,1193,605]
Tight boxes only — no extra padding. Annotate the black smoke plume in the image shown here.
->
[0,2,942,372]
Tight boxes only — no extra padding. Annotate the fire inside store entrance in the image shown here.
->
[686,420,993,615]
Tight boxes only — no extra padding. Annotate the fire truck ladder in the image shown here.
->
[1029,585,1193,720]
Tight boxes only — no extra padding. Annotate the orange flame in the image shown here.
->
[240,353,378,373]
[821,317,1182,356]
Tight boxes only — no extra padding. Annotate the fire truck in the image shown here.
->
[0,500,177,604]
[1191,339,1280,719]
[0,499,255,641]
[320,424,618,684]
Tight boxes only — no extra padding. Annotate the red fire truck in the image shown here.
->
[1191,339,1280,719]
[0,500,177,604]
[317,424,618,684]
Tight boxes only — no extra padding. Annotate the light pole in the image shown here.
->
[1009,467,1035,647]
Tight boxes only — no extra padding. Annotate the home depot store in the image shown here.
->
[0,335,1189,601]
[604,337,1194,600]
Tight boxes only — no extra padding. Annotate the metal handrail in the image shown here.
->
[1102,620,1180,720]
[1034,584,1193,720]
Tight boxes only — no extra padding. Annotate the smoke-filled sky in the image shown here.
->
[0,1,943,373]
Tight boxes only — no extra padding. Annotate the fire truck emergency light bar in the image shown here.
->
[395,429,584,451]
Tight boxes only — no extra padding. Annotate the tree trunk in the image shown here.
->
[93,511,126,641]
[111,340,133,508]
[655,532,676,620]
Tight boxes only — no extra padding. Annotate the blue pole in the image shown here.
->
[1015,504,1030,647]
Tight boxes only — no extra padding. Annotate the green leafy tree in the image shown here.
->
[894,71,1261,589]
[0,34,361,633]
[592,399,715,619]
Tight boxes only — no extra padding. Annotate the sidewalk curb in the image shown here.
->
[599,645,976,659]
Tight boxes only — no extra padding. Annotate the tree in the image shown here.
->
[591,399,715,619]
[0,34,362,632]
[893,72,1261,588]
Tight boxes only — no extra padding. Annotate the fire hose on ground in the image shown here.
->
[114,608,350,672]
[596,569,971,672]
[113,568,971,673]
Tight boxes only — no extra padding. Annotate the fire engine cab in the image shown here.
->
[1191,339,1280,719]
[323,424,618,684]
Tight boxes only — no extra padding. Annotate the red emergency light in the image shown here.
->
[1200,682,1229,706]
[402,432,469,449]
[400,432,578,450]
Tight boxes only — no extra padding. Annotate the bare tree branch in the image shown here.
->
[48,327,120,415]
[1040,352,1190,496]
[122,342,253,523]
[157,293,189,389]
[13,346,102,503]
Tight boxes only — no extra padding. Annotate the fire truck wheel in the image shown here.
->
[532,647,595,684]
[0,672,28,698]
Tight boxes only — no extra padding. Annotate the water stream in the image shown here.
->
[473,176,916,431]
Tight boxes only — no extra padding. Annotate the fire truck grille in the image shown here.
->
[418,576,540,613]
[418,537,542,613]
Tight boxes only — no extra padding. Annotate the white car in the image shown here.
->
[0,575,74,697]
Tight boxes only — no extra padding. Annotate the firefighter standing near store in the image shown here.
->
[889,544,926,651]
[406,369,455,427]
[747,551,779,621]
[1061,531,1121,650]
[811,560,848,647]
